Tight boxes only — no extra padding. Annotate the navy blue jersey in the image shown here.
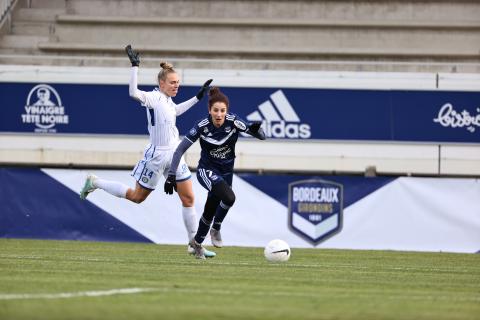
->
[185,113,249,174]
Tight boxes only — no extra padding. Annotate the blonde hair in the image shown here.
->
[157,61,176,82]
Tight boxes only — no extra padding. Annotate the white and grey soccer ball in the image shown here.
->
[264,239,291,262]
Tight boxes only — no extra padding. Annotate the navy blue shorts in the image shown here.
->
[196,167,233,192]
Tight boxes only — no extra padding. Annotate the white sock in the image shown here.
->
[182,206,198,241]
[93,178,129,198]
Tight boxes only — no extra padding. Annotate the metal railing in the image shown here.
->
[0,0,16,32]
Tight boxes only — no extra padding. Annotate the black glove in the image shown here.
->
[248,122,262,134]
[196,79,213,100]
[125,44,140,67]
[164,174,177,195]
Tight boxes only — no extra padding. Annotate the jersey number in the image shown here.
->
[142,168,154,179]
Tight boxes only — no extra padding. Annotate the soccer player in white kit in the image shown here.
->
[80,45,215,257]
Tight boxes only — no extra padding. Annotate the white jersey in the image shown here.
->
[128,67,198,147]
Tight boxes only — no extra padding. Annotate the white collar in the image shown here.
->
[156,88,171,102]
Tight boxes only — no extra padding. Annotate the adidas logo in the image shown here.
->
[246,90,311,139]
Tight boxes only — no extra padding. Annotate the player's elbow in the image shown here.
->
[128,88,137,99]
[128,88,143,102]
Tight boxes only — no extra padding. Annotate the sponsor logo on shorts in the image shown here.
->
[180,164,189,175]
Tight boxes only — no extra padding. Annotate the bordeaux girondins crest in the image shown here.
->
[288,179,343,245]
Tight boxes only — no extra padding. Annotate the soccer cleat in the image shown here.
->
[188,239,206,260]
[80,174,98,200]
[210,228,223,248]
[187,244,216,258]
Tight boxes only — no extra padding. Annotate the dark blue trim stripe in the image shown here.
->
[151,147,156,159]
[176,175,191,182]
[136,179,155,191]
[148,108,155,126]
[133,144,153,177]
[139,146,156,179]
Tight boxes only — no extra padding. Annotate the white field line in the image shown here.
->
[0,288,156,300]
[1,286,479,303]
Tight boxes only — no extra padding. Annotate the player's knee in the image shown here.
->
[131,196,144,204]
[212,181,235,206]
[179,193,194,207]
[128,193,147,204]
[178,188,195,206]
[224,191,236,207]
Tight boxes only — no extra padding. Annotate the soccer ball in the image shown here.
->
[264,239,291,262]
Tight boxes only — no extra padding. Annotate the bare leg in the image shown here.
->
[125,182,152,204]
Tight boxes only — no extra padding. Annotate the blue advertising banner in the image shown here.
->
[1,82,479,143]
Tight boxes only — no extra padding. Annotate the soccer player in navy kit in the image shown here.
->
[79,45,216,257]
[164,87,266,259]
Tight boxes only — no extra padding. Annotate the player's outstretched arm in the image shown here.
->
[176,79,214,116]
[246,122,266,140]
[125,44,146,103]
[164,137,194,195]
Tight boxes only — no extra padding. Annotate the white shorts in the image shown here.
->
[131,143,191,190]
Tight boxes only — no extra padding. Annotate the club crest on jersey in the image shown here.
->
[203,127,209,133]
[225,126,231,133]
[189,128,197,136]
[288,179,343,245]
[21,84,69,133]
[234,120,247,131]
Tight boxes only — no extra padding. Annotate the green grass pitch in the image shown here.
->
[0,239,479,320]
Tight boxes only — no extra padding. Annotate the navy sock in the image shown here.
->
[212,201,231,231]
[194,215,212,244]
[194,195,219,244]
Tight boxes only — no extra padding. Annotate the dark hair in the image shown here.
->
[208,87,229,110]
[157,61,176,82]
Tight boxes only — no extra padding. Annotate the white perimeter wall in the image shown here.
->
[1,65,480,176]
[43,168,480,253]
